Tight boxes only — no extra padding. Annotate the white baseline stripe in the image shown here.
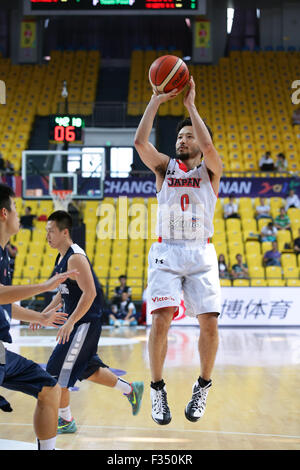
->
[1,423,299,440]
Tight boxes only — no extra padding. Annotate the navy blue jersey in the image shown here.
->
[52,244,103,324]
[0,245,12,343]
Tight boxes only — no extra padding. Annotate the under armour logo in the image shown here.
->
[167,170,175,175]
[155,259,164,264]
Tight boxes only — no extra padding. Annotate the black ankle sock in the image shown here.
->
[198,376,211,388]
[151,379,165,391]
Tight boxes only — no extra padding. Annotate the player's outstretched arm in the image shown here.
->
[12,302,68,328]
[41,291,62,314]
[134,90,177,174]
[184,77,223,179]
[0,270,78,304]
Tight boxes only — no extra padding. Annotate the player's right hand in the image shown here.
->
[151,88,179,103]
[43,270,79,291]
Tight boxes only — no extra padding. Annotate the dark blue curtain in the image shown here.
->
[226,8,259,53]
[43,16,193,59]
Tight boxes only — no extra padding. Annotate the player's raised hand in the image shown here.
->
[151,87,179,104]
[183,76,196,109]
[43,270,79,291]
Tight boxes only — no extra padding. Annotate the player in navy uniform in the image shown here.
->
[41,211,144,434]
[0,183,78,450]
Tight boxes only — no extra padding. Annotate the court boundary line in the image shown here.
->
[1,422,299,440]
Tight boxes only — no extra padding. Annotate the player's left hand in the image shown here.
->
[40,303,68,328]
[183,76,196,108]
[56,318,75,344]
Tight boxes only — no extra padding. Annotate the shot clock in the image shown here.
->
[49,115,84,144]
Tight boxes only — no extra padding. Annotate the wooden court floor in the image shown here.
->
[0,325,299,450]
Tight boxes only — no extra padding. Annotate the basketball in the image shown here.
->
[149,55,190,95]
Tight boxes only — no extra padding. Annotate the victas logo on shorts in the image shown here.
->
[152,296,175,303]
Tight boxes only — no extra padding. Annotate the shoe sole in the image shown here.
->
[131,383,144,416]
[152,415,172,426]
[57,427,77,434]
[184,408,201,422]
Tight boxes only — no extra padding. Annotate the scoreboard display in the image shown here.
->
[28,0,202,13]
[49,115,84,144]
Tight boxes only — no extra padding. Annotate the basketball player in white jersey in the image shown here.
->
[134,77,223,425]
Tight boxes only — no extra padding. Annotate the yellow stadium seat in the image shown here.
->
[257,218,271,232]
[233,279,250,286]
[249,266,265,278]
[265,266,282,279]
[245,240,261,256]
[287,208,300,221]
[286,279,300,287]
[220,279,231,287]
[214,217,225,232]
[267,279,285,287]
[283,265,299,279]
[93,265,109,279]
[212,234,226,246]
[225,218,241,233]
[214,240,227,258]
[251,279,267,287]
[261,241,273,253]
[276,230,292,251]
[15,229,31,243]
[281,253,297,268]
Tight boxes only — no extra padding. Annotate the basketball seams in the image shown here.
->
[148,54,189,95]
[163,65,189,94]
[149,55,172,94]
[157,59,183,93]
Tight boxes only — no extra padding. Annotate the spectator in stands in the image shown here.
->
[109,291,139,327]
[231,254,249,279]
[255,197,272,220]
[20,206,36,230]
[260,221,277,242]
[263,241,281,266]
[4,159,14,176]
[218,254,230,279]
[293,228,300,254]
[285,189,300,210]
[274,153,288,173]
[274,207,291,231]
[223,196,240,219]
[259,151,274,171]
[114,274,132,302]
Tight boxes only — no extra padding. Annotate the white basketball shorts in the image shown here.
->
[147,239,221,318]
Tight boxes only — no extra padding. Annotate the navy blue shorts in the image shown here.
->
[0,350,57,399]
[46,318,108,388]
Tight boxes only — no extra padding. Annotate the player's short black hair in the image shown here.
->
[0,183,15,212]
[176,117,213,140]
[48,210,73,234]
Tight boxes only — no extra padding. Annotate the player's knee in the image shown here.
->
[199,315,219,337]
[38,383,61,406]
[152,308,174,332]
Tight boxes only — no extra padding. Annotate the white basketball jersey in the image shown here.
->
[156,158,217,240]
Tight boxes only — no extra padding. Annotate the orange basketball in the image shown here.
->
[149,55,190,94]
